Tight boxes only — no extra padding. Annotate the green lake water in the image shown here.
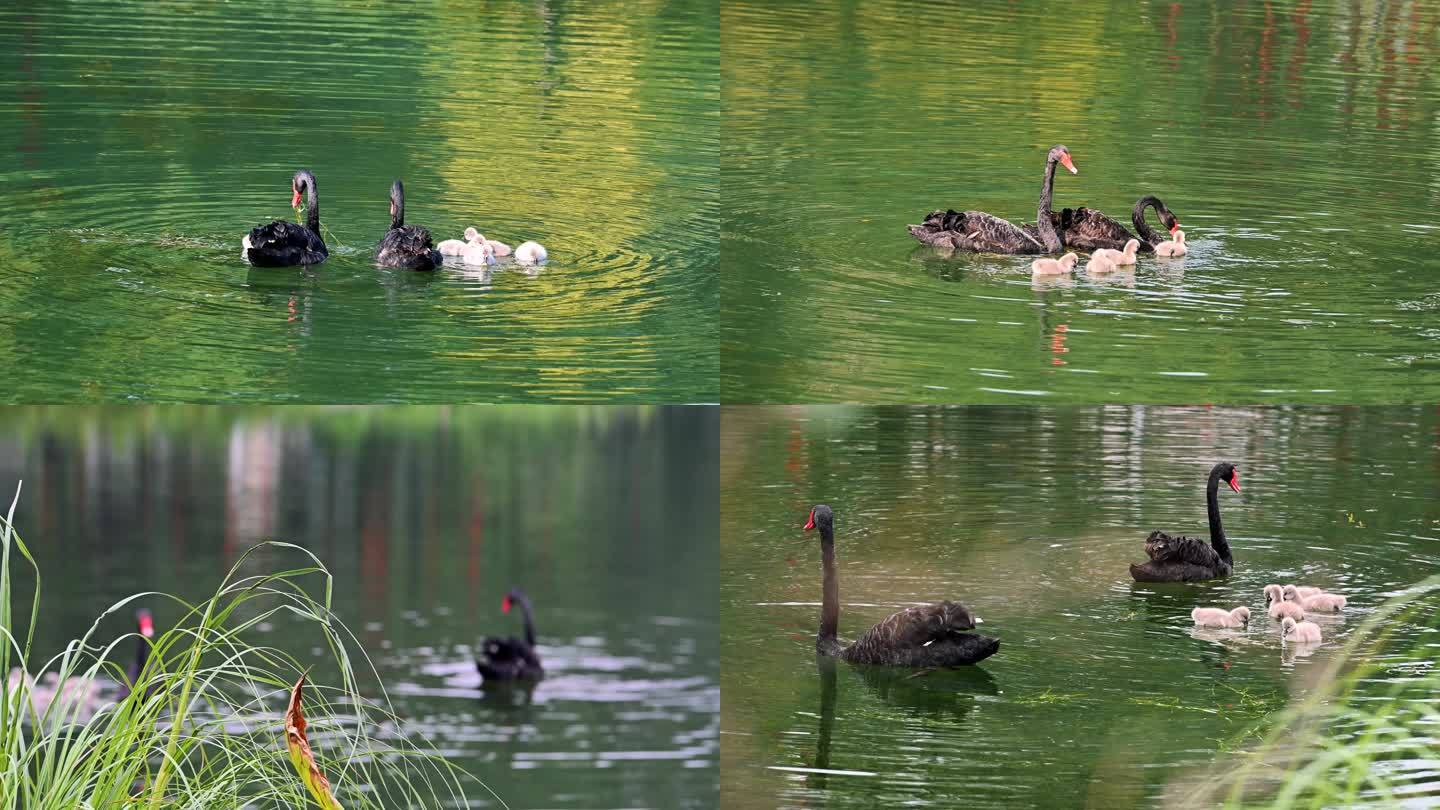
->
[722,1,1440,403]
[0,406,718,808]
[721,406,1440,808]
[0,2,717,403]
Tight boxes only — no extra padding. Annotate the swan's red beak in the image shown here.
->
[1169,223,1181,237]
[139,613,155,638]
[804,509,816,531]
[1060,153,1078,175]
[502,595,513,614]
[291,185,301,208]
[1228,471,1241,493]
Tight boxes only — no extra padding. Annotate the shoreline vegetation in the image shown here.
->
[0,482,481,808]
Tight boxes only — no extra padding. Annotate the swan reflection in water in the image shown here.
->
[1031,273,1076,292]
[1086,265,1137,288]
[796,654,1000,793]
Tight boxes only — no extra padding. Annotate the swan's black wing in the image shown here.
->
[1023,208,1147,252]
[244,220,328,266]
[914,633,1000,667]
[1129,531,1230,582]
[844,601,986,664]
[908,209,1046,255]
[375,225,443,270]
[476,635,543,681]
[1129,560,1227,583]
[1142,530,1223,567]
[1030,208,1164,252]
[1059,208,1146,252]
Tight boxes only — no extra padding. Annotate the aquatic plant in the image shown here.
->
[0,483,484,808]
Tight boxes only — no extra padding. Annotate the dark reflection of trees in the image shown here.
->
[0,406,717,671]
[733,404,1440,567]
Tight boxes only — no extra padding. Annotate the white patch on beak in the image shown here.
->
[975,617,984,624]
[922,640,934,646]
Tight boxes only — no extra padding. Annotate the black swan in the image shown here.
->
[1129,462,1240,583]
[804,505,999,667]
[374,180,443,271]
[1030,195,1182,253]
[7,608,155,723]
[906,145,1076,255]
[475,588,544,682]
[120,607,156,699]
[242,170,328,266]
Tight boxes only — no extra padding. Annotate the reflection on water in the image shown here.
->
[0,1,718,402]
[721,406,1440,809]
[1,406,718,809]
[722,1,1440,403]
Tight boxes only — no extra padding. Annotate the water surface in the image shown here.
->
[722,1,1440,402]
[721,406,1440,808]
[0,406,719,809]
[0,2,718,402]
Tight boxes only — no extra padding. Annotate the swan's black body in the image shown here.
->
[1129,463,1240,583]
[1027,195,1181,252]
[375,180,443,271]
[806,505,999,667]
[243,170,328,266]
[476,588,544,682]
[907,145,1075,255]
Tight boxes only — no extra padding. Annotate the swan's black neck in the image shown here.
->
[514,595,538,648]
[818,525,841,654]
[1206,467,1231,563]
[1035,158,1063,252]
[303,178,320,234]
[390,192,405,230]
[122,629,151,699]
[1131,195,1166,245]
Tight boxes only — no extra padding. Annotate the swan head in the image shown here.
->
[1280,616,1298,636]
[1264,584,1283,604]
[1048,145,1078,175]
[1214,461,1239,493]
[1232,606,1251,623]
[464,227,481,242]
[804,504,834,534]
[502,588,529,614]
[291,169,317,208]
[1123,239,1140,255]
[1172,229,1186,244]
[137,608,155,639]
[1060,252,1079,269]
[1282,584,1301,602]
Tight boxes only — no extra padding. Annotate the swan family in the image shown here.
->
[242,170,548,270]
[907,144,1186,273]
[801,462,1353,672]
[1193,581,1343,646]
